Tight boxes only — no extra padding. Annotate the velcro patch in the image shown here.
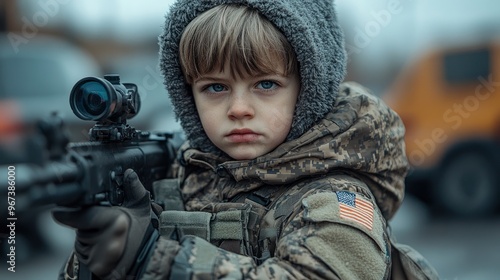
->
[336,191,374,230]
[302,191,386,253]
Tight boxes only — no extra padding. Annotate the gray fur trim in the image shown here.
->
[159,0,346,155]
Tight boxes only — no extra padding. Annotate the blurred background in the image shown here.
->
[1,0,500,279]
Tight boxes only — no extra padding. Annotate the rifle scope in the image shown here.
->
[70,74,141,122]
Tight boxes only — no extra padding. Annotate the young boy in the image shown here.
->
[54,1,438,279]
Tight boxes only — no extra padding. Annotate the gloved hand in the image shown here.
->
[53,169,156,279]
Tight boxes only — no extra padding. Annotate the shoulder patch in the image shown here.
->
[336,191,374,230]
[301,191,389,279]
[302,191,386,253]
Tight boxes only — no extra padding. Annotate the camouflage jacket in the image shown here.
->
[61,83,438,279]
[140,82,414,280]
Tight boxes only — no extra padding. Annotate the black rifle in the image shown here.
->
[0,74,181,279]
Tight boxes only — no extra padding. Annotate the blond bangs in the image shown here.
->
[179,5,297,84]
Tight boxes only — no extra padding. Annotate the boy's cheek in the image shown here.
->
[269,109,294,133]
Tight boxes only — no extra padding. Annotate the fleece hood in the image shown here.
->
[179,83,409,220]
[159,0,347,154]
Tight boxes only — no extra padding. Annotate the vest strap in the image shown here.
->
[160,211,211,240]
[159,209,248,242]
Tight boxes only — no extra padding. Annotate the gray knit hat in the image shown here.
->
[159,0,347,154]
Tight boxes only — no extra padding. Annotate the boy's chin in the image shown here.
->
[224,146,265,160]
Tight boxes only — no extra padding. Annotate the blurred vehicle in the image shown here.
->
[384,41,500,217]
[0,33,102,147]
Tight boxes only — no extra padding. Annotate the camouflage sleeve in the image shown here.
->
[141,189,390,280]
[279,190,391,279]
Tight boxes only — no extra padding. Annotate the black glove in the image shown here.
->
[53,169,156,279]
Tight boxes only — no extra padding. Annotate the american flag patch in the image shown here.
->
[336,191,374,230]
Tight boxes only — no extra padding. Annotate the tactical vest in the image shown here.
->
[153,173,439,280]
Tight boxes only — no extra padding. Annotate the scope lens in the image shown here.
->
[82,82,107,115]
[71,80,113,120]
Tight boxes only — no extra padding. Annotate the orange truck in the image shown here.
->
[383,41,500,217]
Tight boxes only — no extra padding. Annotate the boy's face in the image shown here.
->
[192,63,299,160]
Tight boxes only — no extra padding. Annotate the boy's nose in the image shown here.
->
[227,94,254,120]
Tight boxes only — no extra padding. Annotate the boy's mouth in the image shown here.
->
[226,128,260,143]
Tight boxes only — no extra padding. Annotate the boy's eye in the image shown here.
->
[206,84,226,92]
[257,80,277,90]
